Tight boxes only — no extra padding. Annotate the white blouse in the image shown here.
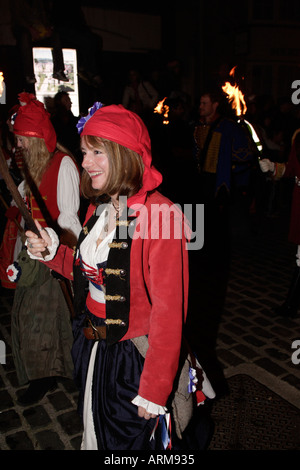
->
[56,156,82,238]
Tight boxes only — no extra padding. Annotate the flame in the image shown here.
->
[222,67,262,156]
[229,65,237,78]
[154,97,169,125]
[222,67,247,117]
[0,72,4,98]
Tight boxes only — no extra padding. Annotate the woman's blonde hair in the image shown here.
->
[80,135,144,204]
[21,136,53,196]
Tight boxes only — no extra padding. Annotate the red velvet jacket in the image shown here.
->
[45,190,190,406]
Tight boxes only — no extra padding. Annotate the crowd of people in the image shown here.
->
[0,90,215,451]
[0,61,300,450]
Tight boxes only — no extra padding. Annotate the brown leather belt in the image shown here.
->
[83,325,107,340]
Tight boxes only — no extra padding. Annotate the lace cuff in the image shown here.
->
[131,395,167,415]
[26,227,59,261]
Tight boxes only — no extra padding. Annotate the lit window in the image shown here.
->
[32,47,79,116]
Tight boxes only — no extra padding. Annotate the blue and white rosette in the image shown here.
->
[76,102,104,134]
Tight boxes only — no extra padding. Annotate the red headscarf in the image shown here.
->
[81,104,162,205]
[13,93,57,152]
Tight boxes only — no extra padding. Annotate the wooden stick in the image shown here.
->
[0,148,49,257]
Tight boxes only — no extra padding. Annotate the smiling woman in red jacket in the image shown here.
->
[25,103,211,450]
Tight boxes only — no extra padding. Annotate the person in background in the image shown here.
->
[122,69,158,126]
[50,91,81,165]
[193,89,256,258]
[259,129,300,317]
[25,103,215,450]
[150,96,196,206]
[7,92,81,405]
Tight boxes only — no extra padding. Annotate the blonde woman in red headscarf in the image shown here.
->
[7,93,81,406]
[26,103,215,450]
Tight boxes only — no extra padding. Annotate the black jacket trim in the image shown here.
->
[73,204,137,345]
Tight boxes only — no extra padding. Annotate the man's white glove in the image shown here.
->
[259,158,275,174]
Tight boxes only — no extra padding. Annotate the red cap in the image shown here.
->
[13,93,56,152]
[81,104,162,205]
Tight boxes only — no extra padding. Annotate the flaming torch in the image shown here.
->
[154,97,169,125]
[222,67,262,156]
[222,66,247,117]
